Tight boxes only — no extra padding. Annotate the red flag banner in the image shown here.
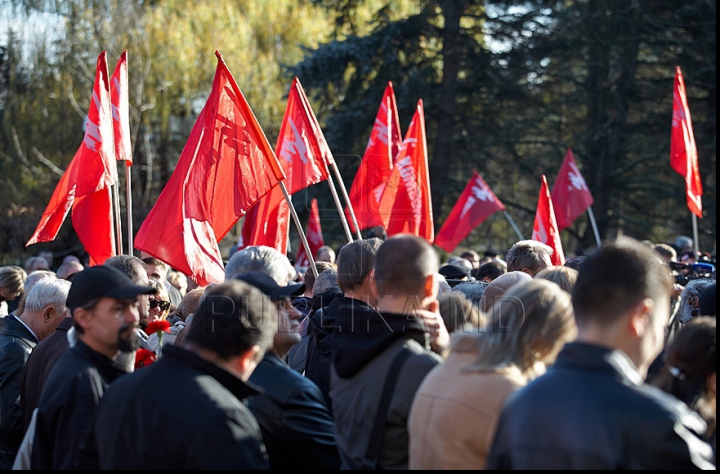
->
[532,175,565,266]
[295,198,325,269]
[377,99,434,243]
[240,77,337,254]
[550,148,594,231]
[111,50,132,166]
[435,171,505,253]
[670,66,703,218]
[238,185,290,255]
[134,51,285,286]
[346,81,402,232]
[276,77,331,195]
[26,51,117,265]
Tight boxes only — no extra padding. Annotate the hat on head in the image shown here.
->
[439,264,471,280]
[480,271,532,313]
[234,271,305,301]
[66,265,156,310]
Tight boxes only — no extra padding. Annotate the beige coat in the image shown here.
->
[408,333,527,470]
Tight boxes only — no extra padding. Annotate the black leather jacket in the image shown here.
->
[248,351,340,470]
[487,342,716,470]
[0,315,38,470]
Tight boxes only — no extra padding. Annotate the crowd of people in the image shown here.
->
[0,233,716,470]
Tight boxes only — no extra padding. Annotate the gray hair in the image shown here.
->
[225,245,295,285]
[452,280,489,305]
[505,240,553,274]
[336,238,383,293]
[24,278,71,313]
[313,268,338,295]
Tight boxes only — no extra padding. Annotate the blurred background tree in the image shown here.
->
[0,0,715,267]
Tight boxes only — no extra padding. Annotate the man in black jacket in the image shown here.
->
[304,238,384,407]
[76,280,277,469]
[487,237,716,470]
[237,271,341,470]
[30,266,155,470]
[0,278,70,469]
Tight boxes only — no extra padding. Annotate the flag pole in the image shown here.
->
[326,172,354,244]
[329,160,362,240]
[112,181,123,255]
[586,207,602,248]
[503,211,524,241]
[279,181,318,278]
[692,213,699,251]
[125,164,133,255]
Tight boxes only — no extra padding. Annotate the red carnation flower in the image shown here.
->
[145,320,172,335]
[135,348,157,369]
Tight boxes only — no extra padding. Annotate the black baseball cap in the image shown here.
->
[234,271,305,301]
[66,265,156,309]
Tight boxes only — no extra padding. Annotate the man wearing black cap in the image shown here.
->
[30,266,155,470]
[235,271,341,470]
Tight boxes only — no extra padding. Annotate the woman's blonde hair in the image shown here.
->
[464,279,576,377]
[534,266,578,293]
[0,266,27,300]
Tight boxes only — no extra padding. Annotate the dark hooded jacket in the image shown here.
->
[0,314,38,469]
[329,309,442,470]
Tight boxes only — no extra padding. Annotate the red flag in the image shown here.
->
[670,66,703,218]
[110,50,132,166]
[238,185,290,255]
[532,175,565,266]
[276,77,331,195]
[240,77,335,254]
[295,198,325,269]
[26,51,117,265]
[134,51,285,287]
[377,99,434,242]
[435,171,505,253]
[550,148,595,231]
[345,82,402,232]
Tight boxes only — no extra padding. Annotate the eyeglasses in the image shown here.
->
[149,299,171,311]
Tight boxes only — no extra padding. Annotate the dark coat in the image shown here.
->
[248,351,340,470]
[76,344,270,470]
[303,293,365,409]
[0,315,38,469]
[487,342,716,470]
[20,316,72,432]
[31,339,126,470]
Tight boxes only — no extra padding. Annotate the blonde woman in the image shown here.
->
[408,279,576,470]
[534,266,579,293]
[0,266,27,316]
[145,279,171,325]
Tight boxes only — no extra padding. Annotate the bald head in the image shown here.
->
[374,235,438,297]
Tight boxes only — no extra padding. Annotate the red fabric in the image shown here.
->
[238,185,290,255]
[345,82,402,232]
[670,67,703,218]
[26,51,117,265]
[377,100,434,243]
[240,77,336,254]
[134,51,284,287]
[276,77,331,195]
[532,175,565,266]
[295,198,325,269]
[550,148,595,230]
[110,50,132,166]
[435,171,505,253]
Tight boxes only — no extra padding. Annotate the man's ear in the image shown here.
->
[72,306,93,331]
[367,269,379,300]
[236,345,262,377]
[628,298,654,337]
[424,273,438,299]
[42,305,55,322]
